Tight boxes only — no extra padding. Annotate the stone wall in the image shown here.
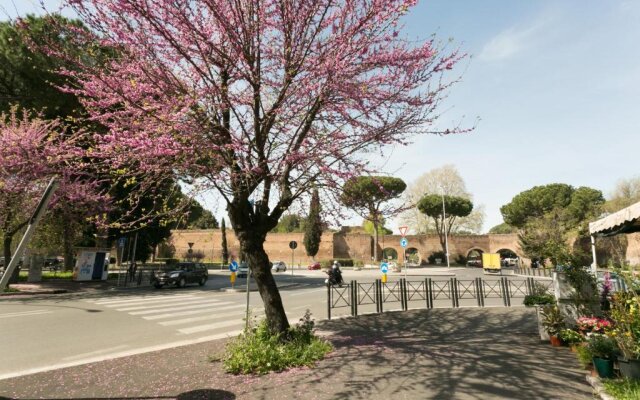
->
[170,229,333,265]
[168,229,526,265]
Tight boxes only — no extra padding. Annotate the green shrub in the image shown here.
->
[455,254,467,265]
[587,334,618,359]
[602,378,640,400]
[320,259,354,268]
[575,344,593,369]
[523,294,556,307]
[559,328,584,345]
[222,311,332,375]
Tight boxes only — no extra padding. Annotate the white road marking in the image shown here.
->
[94,294,196,306]
[62,345,130,361]
[89,293,194,303]
[128,301,232,315]
[116,297,222,311]
[0,331,243,381]
[0,310,52,319]
[159,309,265,326]
[286,288,326,297]
[178,319,244,334]
[143,304,245,320]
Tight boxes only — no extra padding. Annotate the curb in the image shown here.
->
[586,375,615,400]
[0,289,68,296]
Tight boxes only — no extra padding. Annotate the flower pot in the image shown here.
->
[617,357,640,379]
[592,357,615,379]
[550,336,562,347]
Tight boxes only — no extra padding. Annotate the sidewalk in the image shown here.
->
[0,308,592,400]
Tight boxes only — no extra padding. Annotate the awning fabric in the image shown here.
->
[589,201,640,236]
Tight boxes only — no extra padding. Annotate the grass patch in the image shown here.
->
[602,378,640,400]
[222,310,332,375]
[16,270,73,281]
[2,287,19,293]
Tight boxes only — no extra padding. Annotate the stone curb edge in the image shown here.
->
[586,374,616,400]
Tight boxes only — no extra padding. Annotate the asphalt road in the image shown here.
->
[0,267,547,381]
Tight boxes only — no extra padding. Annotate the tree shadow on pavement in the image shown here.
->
[254,308,593,400]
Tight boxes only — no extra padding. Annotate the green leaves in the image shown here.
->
[417,194,473,218]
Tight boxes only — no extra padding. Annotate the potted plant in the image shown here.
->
[609,292,640,379]
[587,334,617,379]
[559,328,585,351]
[541,305,565,346]
[524,283,556,340]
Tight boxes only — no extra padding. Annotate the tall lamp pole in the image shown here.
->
[441,190,450,269]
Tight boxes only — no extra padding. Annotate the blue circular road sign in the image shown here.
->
[380,262,389,274]
[400,238,408,248]
[229,261,238,272]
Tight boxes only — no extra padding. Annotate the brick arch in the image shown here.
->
[466,247,487,258]
[496,248,519,258]
[382,247,399,260]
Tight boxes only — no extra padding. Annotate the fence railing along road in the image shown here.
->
[327,277,554,319]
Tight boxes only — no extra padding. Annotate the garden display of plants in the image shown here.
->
[587,334,618,379]
[541,305,565,346]
[558,329,584,347]
[576,317,612,335]
[609,291,640,379]
[524,282,555,307]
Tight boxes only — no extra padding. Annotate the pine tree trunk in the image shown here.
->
[373,221,379,262]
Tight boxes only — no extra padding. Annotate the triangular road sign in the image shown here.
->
[399,226,408,237]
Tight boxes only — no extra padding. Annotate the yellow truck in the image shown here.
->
[482,253,502,275]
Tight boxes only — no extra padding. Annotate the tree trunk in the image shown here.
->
[4,234,19,284]
[373,220,379,262]
[62,222,74,271]
[239,230,290,335]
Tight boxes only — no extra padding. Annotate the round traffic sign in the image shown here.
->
[380,262,389,274]
[289,241,298,250]
[400,238,408,248]
[229,261,238,272]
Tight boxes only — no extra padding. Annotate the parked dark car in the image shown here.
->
[151,262,208,289]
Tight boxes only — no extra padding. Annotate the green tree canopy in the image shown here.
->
[341,176,406,261]
[303,188,322,258]
[273,214,305,233]
[500,183,604,265]
[417,194,473,254]
[0,15,89,119]
[500,183,574,228]
[489,222,517,234]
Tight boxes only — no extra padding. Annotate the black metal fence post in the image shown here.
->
[400,279,407,311]
[426,278,433,309]
[350,281,357,317]
[375,279,381,314]
[474,278,482,307]
[449,278,458,308]
[478,278,486,307]
[327,284,331,320]
[379,279,384,313]
[502,277,512,306]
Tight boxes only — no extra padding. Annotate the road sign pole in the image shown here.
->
[291,249,294,282]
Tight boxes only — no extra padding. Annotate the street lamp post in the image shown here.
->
[441,191,450,269]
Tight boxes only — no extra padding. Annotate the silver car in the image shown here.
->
[271,261,287,272]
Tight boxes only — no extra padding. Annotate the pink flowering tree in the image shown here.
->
[50,0,466,334]
[0,110,107,284]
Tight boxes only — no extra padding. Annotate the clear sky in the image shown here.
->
[3,0,639,233]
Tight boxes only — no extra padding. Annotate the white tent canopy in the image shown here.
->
[589,201,640,236]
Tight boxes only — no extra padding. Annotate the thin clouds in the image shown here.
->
[478,12,555,62]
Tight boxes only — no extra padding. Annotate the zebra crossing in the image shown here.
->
[84,293,264,336]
